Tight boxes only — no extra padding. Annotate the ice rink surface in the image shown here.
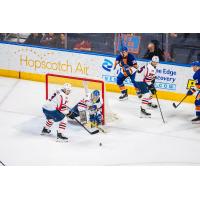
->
[0,76,200,165]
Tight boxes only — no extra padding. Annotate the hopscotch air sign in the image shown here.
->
[0,42,194,94]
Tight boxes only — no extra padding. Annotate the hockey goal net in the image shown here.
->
[45,73,117,125]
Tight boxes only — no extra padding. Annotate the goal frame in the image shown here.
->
[45,73,105,125]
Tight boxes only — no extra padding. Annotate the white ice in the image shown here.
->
[0,76,200,165]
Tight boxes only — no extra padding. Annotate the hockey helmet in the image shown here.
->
[152,56,159,63]
[120,46,128,52]
[91,90,100,103]
[62,83,72,94]
[191,61,200,67]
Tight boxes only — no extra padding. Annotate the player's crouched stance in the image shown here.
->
[186,61,200,123]
[135,56,159,118]
[41,83,72,142]
[67,90,103,129]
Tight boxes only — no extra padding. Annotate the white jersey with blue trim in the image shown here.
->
[135,62,156,85]
[43,89,69,114]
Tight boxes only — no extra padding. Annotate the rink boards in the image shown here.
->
[0,41,195,103]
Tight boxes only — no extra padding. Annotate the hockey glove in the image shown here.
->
[66,111,75,119]
[187,87,196,96]
[148,84,157,95]
[88,105,97,111]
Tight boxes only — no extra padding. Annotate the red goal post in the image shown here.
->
[45,73,105,125]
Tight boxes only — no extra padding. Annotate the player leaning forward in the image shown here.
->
[135,56,159,117]
[186,61,200,123]
[67,90,103,128]
[41,83,72,142]
[113,46,141,100]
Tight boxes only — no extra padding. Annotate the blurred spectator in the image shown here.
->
[143,40,165,61]
[197,53,200,61]
[24,33,43,45]
[73,39,91,51]
[170,33,178,38]
[0,33,5,41]
[40,33,57,47]
[55,33,65,48]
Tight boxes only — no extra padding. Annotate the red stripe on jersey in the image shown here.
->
[56,95,63,111]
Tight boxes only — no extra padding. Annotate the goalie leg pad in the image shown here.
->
[79,110,87,124]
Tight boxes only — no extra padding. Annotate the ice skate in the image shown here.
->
[147,102,158,109]
[136,91,142,98]
[140,107,151,118]
[41,127,51,136]
[119,90,128,101]
[57,132,68,142]
[191,116,200,124]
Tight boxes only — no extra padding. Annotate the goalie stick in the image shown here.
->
[66,106,99,135]
[72,117,99,135]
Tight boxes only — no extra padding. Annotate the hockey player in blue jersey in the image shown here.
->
[113,46,141,100]
[186,61,200,123]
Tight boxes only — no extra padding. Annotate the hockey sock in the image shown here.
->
[45,119,54,130]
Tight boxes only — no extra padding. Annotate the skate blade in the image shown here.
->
[119,97,128,101]
[191,121,200,124]
[40,132,51,136]
[140,114,151,118]
[147,107,157,110]
[56,138,68,143]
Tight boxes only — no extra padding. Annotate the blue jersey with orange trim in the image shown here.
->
[116,53,137,67]
[193,69,200,89]
[115,53,137,76]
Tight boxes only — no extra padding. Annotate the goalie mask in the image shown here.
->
[91,90,100,103]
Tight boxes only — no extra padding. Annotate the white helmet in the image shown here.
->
[152,56,159,63]
[62,83,72,92]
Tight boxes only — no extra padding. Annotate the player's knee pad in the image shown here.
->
[129,73,137,86]
[195,98,200,106]
[60,116,68,124]
[117,77,123,86]
[136,82,149,94]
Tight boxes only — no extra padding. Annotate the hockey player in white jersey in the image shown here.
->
[67,90,103,128]
[41,83,72,142]
[135,56,159,117]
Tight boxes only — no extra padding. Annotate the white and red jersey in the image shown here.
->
[135,62,156,85]
[43,89,69,114]
[77,95,102,112]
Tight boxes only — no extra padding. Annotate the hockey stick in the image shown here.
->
[66,106,99,135]
[155,92,165,124]
[73,117,99,135]
[172,94,188,109]
[0,160,5,166]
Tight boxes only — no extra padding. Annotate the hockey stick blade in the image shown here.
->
[172,102,177,108]
[73,117,99,135]
[66,106,99,134]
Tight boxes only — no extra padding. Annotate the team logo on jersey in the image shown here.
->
[186,79,195,89]
[102,59,113,72]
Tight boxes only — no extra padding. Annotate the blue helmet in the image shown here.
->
[91,90,100,102]
[120,46,128,52]
[191,61,200,67]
